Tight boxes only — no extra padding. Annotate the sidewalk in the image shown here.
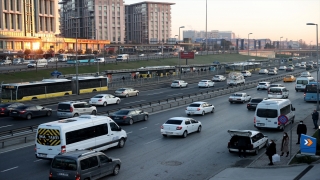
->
[209,114,320,180]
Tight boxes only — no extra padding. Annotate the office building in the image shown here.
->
[125,1,175,44]
[183,30,235,42]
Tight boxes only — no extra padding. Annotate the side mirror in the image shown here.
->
[108,158,112,162]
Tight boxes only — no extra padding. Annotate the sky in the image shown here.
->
[125,0,320,44]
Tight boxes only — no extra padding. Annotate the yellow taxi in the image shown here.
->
[283,75,296,82]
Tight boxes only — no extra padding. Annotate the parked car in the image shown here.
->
[258,69,268,74]
[279,66,287,70]
[227,129,268,155]
[185,102,215,116]
[138,54,145,57]
[161,117,202,138]
[247,98,266,110]
[114,88,139,97]
[109,109,148,125]
[268,70,277,75]
[171,80,188,88]
[241,71,252,77]
[212,75,226,82]
[283,75,296,82]
[256,82,271,90]
[154,52,163,55]
[198,80,214,88]
[89,94,120,106]
[27,60,36,68]
[49,150,121,180]
[10,105,52,120]
[0,103,24,116]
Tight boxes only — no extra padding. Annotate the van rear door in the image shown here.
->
[35,126,62,159]
[256,107,278,128]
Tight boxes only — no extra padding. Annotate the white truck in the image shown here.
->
[116,54,129,61]
[227,72,245,86]
[228,92,251,103]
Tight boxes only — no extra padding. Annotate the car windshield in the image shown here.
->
[200,80,207,82]
[214,76,220,78]
[172,81,179,83]
[256,108,278,118]
[0,104,10,107]
[189,104,201,107]
[270,85,280,87]
[250,99,263,103]
[165,120,183,125]
[93,95,103,98]
[116,88,126,91]
[241,71,246,73]
[297,80,309,85]
[114,110,130,115]
[270,88,282,92]
[233,94,242,97]
[285,76,291,78]
[52,158,77,171]
[259,83,266,85]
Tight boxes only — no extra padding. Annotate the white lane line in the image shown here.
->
[167,93,183,97]
[127,131,133,134]
[0,144,34,154]
[139,127,147,130]
[124,100,146,104]
[1,166,18,172]
[0,124,13,129]
[145,138,162,145]
[34,159,42,162]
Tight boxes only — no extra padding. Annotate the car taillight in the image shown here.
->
[0,108,4,111]
[61,145,66,153]
[254,116,256,124]
[70,107,73,112]
[197,108,200,111]
[75,173,80,180]
[176,126,182,130]
[98,99,102,101]
[123,116,127,119]
[161,125,164,129]
[34,144,37,152]
[19,110,26,114]
[49,172,52,178]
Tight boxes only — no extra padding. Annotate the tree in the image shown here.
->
[77,49,83,55]
[24,49,32,59]
[85,48,93,54]
[35,49,44,59]
[58,49,65,54]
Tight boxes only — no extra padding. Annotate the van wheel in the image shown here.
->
[46,111,52,117]
[182,131,188,138]
[26,114,32,120]
[91,110,97,115]
[129,119,134,125]
[103,102,107,106]
[113,165,120,176]
[254,148,259,155]
[118,138,125,148]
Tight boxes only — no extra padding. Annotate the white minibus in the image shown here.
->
[35,115,127,159]
[295,76,315,92]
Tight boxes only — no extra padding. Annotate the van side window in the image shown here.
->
[256,108,278,118]
[280,105,290,115]
[66,126,95,145]
[95,124,108,136]
[110,122,119,131]
[80,156,99,170]
[98,155,109,164]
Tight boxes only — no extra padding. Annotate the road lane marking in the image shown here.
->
[0,124,13,129]
[1,166,18,172]
[139,127,147,130]
[0,144,34,154]
[124,100,146,104]
[127,131,133,134]
[145,138,162,145]
[147,92,163,96]
[167,93,183,97]
[33,159,42,162]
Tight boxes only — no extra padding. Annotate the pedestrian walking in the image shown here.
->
[237,138,247,158]
[312,109,319,129]
[266,140,276,165]
[280,132,289,157]
[122,76,125,81]
[296,121,307,144]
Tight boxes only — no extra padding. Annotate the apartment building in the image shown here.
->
[183,30,235,42]
[125,1,175,44]
[0,0,59,53]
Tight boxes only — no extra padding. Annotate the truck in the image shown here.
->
[227,72,245,86]
[116,54,129,61]
[228,92,251,103]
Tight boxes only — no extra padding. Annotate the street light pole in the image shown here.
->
[71,16,80,95]
[279,36,283,58]
[248,33,252,57]
[206,0,208,55]
[307,23,319,110]
[96,28,99,75]
[179,26,185,80]
[310,41,313,58]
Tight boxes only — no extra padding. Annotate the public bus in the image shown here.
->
[66,54,95,64]
[304,82,319,102]
[57,54,71,62]
[0,76,108,102]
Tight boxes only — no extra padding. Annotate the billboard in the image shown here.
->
[180,52,195,59]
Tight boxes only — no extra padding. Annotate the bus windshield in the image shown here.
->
[305,84,319,93]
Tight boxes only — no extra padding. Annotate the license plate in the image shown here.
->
[38,153,47,157]
[166,132,173,134]
[114,117,119,119]
[190,112,194,114]
[60,113,65,115]
[12,112,17,113]
[58,173,69,177]
[251,105,256,107]
[257,123,265,126]
[233,98,237,100]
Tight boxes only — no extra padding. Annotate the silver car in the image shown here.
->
[114,88,139,97]
[57,101,97,119]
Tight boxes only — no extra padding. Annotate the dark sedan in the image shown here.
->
[247,98,266,110]
[0,103,24,116]
[109,109,148,125]
[10,105,52,120]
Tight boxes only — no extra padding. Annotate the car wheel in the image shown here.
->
[144,115,148,121]
[254,148,259,155]
[113,165,120,176]
[187,114,190,116]
[264,140,269,148]
[118,138,125,148]
[91,110,97,115]
[182,131,188,138]
[197,126,202,132]
[201,111,205,116]
[242,101,245,104]
[162,134,167,137]
[73,113,79,117]
[129,118,134,125]
[211,108,214,113]
[257,88,260,90]
[136,92,139,96]
[46,111,52,117]
[103,102,107,106]
[126,94,129,98]
[26,114,32,120]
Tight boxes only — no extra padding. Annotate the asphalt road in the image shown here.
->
[0,69,298,132]
[0,71,316,180]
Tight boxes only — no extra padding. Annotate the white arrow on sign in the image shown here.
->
[304,139,308,145]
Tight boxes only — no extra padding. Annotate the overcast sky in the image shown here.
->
[125,0,320,44]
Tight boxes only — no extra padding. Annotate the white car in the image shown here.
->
[258,69,268,74]
[171,80,188,88]
[154,52,162,55]
[295,63,301,67]
[257,82,271,90]
[300,64,306,69]
[241,71,252,77]
[161,117,202,138]
[185,102,215,116]
[89,94,121,106]
[268,70,278,75]
[198,80,215,88]
[212,75,226,82]
[138,54,145,57]
[227,129,268,155]
[47,58,57,63]
[300,71,311,77]
[279,66,287,70]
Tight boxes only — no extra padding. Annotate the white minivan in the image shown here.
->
[35,115,127,159]
[268,87,289,99]
[295,76,315,92]
[116,54,129,61]
[254,99,295,131]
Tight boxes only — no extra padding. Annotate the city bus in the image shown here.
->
[304,82,319,102]
[66,54,95,64]
[0,76,109,102]
[57,54,72,62]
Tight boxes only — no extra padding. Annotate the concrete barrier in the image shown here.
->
[161,103,172,110]
[152,105,163,112]
[143,107,154,113]
[204,94,211,99]
[185,98,193,104]
[178,100,187,106]
[170,101,179,107]
[192,97,199,101]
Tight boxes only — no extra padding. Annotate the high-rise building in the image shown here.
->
[125,1,175,44]
[59,0,125,43]
[0,0,59,52]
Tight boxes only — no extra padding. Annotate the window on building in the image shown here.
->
[50,18,54,31]
[14,41,22,50]
[10,0,14,10]
[4,0,7,10]
[44,1,48,14]
[5,41,13,50]
[50,1,53,14]
[40,17,43,31]
[104,6,107,10]
[17,15,21,29]
[10,14,14,29]
[0,41,3,49]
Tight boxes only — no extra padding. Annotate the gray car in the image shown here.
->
[57,101,97,119]
[114,88,139,97]
[49,150,121,180]
[109,109,149,125]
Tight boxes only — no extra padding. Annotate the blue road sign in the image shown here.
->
[300,134,317,155]
[278,115,288,124]
[51,70,62,76]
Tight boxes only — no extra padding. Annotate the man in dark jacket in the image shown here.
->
[237,138,247,158]
[296,121,307,144]
[266,140,276,165]
[312,109,319,129]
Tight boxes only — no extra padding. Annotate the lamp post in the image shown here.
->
[279,36,283,58]
[205,0,208,55]
[95,28,99,75]
[247,33,252,57]
[310,41,313,58]
[179,26,185,79]
[307,23,319,110]
[71,16,80,95]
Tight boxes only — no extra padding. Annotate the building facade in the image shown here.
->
[0,0,60,53]
[125,1,175,44]
[183,30,235,42]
